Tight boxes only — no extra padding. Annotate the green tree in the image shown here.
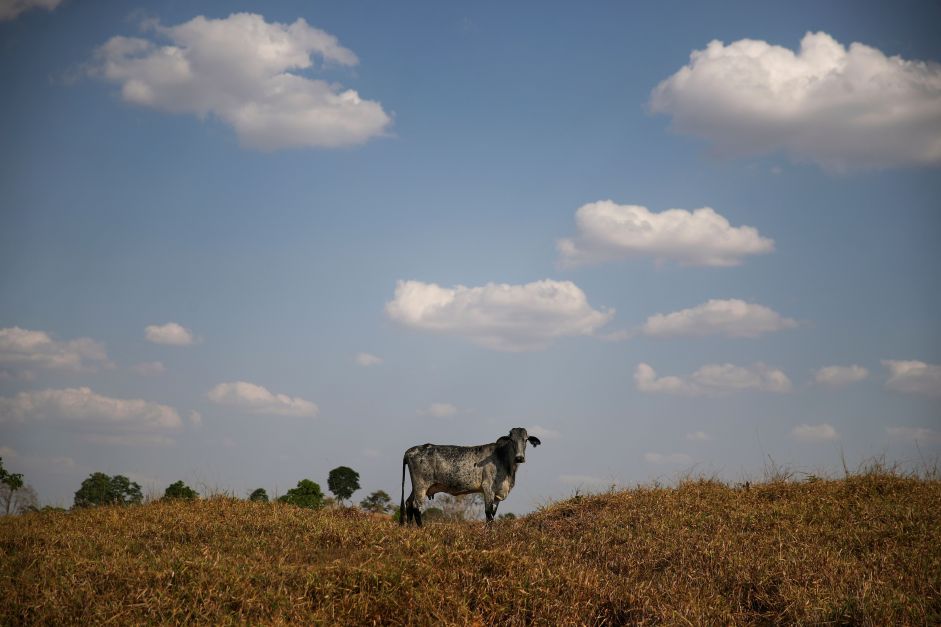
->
[0,457,25,516]
[163,480,198,501]
[74,472,142,508]
[249,488,269,502]
[327,466,360,505]
[360,489,393,513]
[278,479,324,509]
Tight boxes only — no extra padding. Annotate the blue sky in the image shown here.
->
[1,0,939,512]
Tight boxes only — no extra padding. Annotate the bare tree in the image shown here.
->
[435,494,484,521]
[0,483,38,514]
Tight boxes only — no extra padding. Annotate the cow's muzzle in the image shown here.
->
[514,456,525,463]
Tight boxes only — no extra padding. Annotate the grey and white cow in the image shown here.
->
[400,427,541,526]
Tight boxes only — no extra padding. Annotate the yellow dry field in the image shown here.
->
[2,474,940,625]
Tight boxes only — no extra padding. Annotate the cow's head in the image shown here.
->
[504,427,541,464]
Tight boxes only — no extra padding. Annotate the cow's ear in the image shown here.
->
[527,436,541,447]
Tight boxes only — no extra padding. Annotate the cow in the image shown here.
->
[400,427,541,526]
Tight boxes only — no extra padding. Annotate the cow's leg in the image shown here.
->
[409,483,427,528]
[482,486,496,523]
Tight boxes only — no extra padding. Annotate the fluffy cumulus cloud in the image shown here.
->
[814,365,869,387]
[207,381,318,417]
[791,423,839,442]
[417,402,458,418]
[355,352,382,367]
[89,13,391,150]
[0,0,62,21]
[651,32,941,170]
[145,322,194,346]
[635,362,792,396]
[642,299,796,338]
[385,279,614,351]
[0,326,110,372]
[882,360,941,396]
[558,201,773,267]
[0,387,182,445]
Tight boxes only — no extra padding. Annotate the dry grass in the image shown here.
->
[2,472,940,625]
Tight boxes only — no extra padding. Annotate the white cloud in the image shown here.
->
[0,387,182,439]
[207,381,318,416]
[814,365,869,386]
[642,299,797,338]
[686,431,712,441]
[527,424,561,440]
[418,402,458,418]
[791,423,839,442]
[651,32,941,170]
[385,279,614,351]
[0,326,110,372]
[635,362,792,396]
[886,426,941,443]
[355,352,382,367]
[145,322,194,346]
[558,201,773,267]
[0,0,62,21]
[89,13,391,151]
[132,361,166,376]
[644,452,693,464]
[882,360,941,397]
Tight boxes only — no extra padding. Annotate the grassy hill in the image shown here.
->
[2,471,939,624]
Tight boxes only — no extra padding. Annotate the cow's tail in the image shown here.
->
[399,455,408,526]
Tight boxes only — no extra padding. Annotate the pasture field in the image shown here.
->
[2,471,940,625]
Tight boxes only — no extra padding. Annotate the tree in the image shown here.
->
[278,479,324,509]
[360,489,393,513]
[0,483,38,515]
[163,480,198,501]
[437,494,483,521]
[0,457,24,516]
[327,466,360,505]
[74,472,142,508]
[248,488,269,502]
[498,512,517,520]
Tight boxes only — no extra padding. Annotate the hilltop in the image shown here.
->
[2,472,939,624]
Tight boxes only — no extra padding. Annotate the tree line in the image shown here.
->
[0,458,397,515]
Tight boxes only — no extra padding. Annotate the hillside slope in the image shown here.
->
[2,474,940,624]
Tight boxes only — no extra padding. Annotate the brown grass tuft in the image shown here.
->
[2,473,939,624]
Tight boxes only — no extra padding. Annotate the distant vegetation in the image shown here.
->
[2,465,938,624]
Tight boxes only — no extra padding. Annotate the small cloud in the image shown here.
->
[527,425,561,440]
[418,402,458,418]
[360,448,382,459]
[642,299,797,339]
[385,279,614,352]
[0,0,63,22]
[882,360,941,397]
[558,201,773,268]
[355,352,382,367]
[686,431,712,441]
[145,322,194,346]
[643,452,693,464]
[635,362,792,396]
[814,365,868,387]
[791,423,839,442]
[207,381,318,417]
[0,326,110,372]
[132,361,166,376]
